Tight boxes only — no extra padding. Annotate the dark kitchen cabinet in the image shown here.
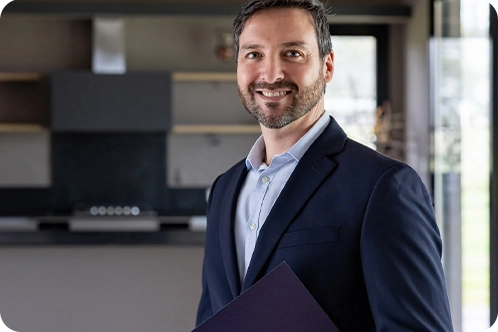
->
[51,71,171,132]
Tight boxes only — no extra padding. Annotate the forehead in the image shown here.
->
[239,8,317,47]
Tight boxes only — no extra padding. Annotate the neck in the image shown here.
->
[260,101,325,165]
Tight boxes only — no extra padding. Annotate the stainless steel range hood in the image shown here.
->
[92,17,126,74]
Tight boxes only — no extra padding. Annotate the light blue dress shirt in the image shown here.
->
[234,112,330,283]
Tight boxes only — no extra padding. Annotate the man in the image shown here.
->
[197,0,454,330]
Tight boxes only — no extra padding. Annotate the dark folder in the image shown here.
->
[193,262,340,332]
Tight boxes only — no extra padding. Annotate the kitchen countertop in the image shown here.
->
[0,216,206,246]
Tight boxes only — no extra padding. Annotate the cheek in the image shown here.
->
[295,67,319,87]
[237,67,254,88]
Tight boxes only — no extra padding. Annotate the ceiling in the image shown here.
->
[11,0,416,5]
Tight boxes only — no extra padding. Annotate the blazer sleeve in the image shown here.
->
[360,164,453,331]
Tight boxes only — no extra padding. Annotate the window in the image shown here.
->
[325,25,389,151]
[431,1,492,330]
[325,36,377,148]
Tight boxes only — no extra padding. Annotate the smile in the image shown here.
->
[259,91,290,97]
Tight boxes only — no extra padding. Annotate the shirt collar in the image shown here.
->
[245,112,330,171]
[246,135,266,171]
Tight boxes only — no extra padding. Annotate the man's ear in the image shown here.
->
[323,51,334,83]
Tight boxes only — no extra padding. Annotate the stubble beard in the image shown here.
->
[238,72,325,129]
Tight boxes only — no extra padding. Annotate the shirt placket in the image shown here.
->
[244,169,272,275]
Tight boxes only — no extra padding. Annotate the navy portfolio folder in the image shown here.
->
[193,262,340,332]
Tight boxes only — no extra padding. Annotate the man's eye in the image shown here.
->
[246,52,261,59]
[285,50,302,57]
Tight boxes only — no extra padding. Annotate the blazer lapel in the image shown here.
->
[218,161,248,297]
[242,117,347,290]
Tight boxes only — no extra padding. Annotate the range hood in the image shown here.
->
[92,17,126,74]
[51,18,171,132]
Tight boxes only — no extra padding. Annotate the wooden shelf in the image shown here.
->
[172,124,260,135]
[172,72,236,83]
[0,72,42,82]
[0,123,46,133]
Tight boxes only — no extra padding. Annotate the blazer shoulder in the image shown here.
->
[319,116,404,172]
[345,138,400,164]
[339,138,407,172]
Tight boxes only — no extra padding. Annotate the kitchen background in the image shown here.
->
[0,0,495,331]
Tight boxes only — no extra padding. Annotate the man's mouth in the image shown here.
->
[249,81,297,99]
[258,90,291,97]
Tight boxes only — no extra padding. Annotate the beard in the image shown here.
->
[238,72,325,129]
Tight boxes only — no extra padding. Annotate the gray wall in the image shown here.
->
[0,246,204,332]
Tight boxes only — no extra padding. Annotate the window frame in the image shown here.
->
[490,4,498,326]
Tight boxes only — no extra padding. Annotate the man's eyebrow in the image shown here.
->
[240,41,308,51]
[281,41,308,48]
[240,44,261,50]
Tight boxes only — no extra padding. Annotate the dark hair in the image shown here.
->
[233,0,332,60]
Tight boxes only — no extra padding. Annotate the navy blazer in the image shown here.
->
[197,116,453,331]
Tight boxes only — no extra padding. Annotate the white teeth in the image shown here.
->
[262,91,287,97]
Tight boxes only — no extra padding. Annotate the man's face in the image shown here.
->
[237,8,334,129]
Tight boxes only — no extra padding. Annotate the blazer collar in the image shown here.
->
[242,116,347,290]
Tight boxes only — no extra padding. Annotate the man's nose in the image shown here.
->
[260,58,284,83]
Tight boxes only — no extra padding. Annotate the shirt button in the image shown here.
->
[249,223,257,231]
[261,176,269,183]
